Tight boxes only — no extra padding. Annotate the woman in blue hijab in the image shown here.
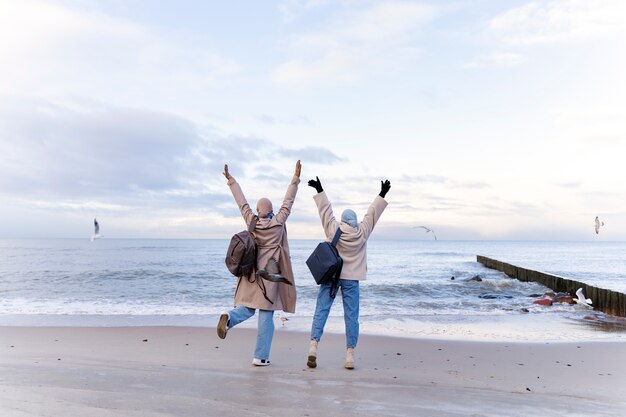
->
[306,176,390,369]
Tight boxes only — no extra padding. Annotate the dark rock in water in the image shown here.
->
[479,293,513,300]
[552,294,575,304]
[528,293,544,298]
[531,292,574,306]
[465,275,483,282]
[450,276,455,280]
[520,308,530,313]
[479,293,496,299]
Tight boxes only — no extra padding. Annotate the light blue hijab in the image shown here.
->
[341,209,358,228]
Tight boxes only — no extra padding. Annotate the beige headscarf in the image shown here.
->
[256,198,274,218]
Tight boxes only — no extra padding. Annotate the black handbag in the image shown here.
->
[306,228,343,298]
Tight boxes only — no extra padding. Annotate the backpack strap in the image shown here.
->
[330,227,342,247]
[247,215,258,233]
[329,227,343,298]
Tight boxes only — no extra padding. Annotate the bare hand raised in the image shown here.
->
[223,164,232,180]
[295,160,302,178]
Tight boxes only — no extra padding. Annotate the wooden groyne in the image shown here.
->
[477,255,626,317]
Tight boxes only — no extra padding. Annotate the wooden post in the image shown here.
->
[477,255,626,318]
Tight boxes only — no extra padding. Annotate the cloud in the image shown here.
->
[0,97,204,199]
[256,114,313,126]
[488,0,626,46]
[401,174,489,189]
[555,181,583,188]
[373,223,486,240]
[277,146,345,164]
[401,174,448,184]
[551,106,626,144]
[278,0,332,22]
[463,52,524,69]
[466,1,626,70]
[0,96,342,216]
[0,0,241,98]
[271,1,438,87]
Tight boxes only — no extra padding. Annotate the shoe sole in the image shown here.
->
[252,360,270,366]
[217,314,228,339]
[307,355,317,368]
[344,362,354,370]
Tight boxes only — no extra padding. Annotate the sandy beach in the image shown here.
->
[1,326,625,417]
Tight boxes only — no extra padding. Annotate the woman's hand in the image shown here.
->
[295,160,302,178]
[379,179,391,198]
[223,164,232,180]
[308,176,323,193]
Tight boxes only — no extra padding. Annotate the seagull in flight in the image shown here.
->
[574,288,592,307]
[594,216,604,235]
[91,218,102,242]
[414,225,437,240]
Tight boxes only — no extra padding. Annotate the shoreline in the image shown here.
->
[2,326,626,416]
[1,312,626,343]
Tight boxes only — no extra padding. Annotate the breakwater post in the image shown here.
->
[477,255,626,317]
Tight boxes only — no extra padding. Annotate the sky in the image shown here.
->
[0,0,625,240]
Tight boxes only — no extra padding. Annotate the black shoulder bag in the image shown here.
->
[306,228,343,298]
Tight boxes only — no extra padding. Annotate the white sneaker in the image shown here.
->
[252,358,271,366]
[217,312,229,339]
[345,347,354,370]
[307,340,318,369]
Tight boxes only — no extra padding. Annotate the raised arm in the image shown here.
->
[274,160,301,224]
[311,177,340,240]
[359,180,390,239]
[224,164,256,227]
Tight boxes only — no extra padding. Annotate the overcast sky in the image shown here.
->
[1,0,624,240]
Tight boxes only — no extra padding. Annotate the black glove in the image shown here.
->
[308,176,323,193]
[379,180,391,198]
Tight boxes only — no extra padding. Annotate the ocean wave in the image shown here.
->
[2,239,625,329]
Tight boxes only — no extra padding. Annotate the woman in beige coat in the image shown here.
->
[306,176,390,370]
[217,161,301,366]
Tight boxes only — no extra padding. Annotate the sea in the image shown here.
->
[1,239,625,342]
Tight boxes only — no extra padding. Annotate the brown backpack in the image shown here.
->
[225,216,258,277]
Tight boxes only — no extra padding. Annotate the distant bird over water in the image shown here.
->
[574,288,592,307]
[414,226,437,240]
[91,218,102,242]
[594,216,604,235]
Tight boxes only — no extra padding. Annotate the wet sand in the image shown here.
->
[1,326,625,416]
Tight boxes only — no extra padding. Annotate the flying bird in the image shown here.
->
[574,288,592,307]
[594,216,604,234]
[413,225,437,240]
[90,218,102,242]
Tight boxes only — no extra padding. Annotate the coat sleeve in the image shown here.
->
[313,191,340,240]
[274,175,300,225]
[359,195,388,240]
[227,177,256,227]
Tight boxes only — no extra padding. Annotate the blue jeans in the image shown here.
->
[310,279,360,349]
[227,305,275,360]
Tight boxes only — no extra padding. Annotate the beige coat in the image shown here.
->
[313,191,388,280]
[227,175,300,313]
